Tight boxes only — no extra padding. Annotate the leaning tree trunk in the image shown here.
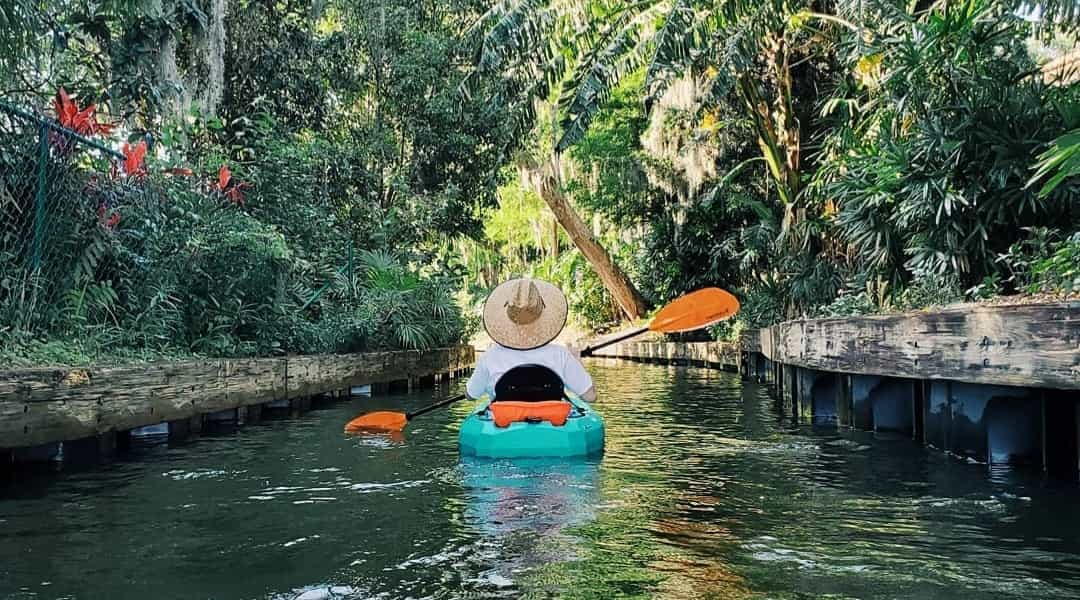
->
[525,156,649,321]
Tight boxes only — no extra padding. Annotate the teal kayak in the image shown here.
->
[458,395,605,458]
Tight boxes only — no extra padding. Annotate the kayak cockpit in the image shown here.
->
[458,364,605,458]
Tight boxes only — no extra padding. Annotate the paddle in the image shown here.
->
[343,287,739,433]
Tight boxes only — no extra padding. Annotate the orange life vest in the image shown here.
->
[490,401,572,428]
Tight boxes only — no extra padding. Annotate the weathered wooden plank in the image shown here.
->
[225,358,288,407]
[591,341,739,368]
[0,346,474,449]
[740,329,762,353]
[753,302,1079,390]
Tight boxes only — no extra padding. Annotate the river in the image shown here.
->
[2,361,1079,599]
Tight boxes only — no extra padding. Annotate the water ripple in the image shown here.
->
[1,363,1079,599]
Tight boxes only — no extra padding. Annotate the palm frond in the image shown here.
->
[644,0,701,109]
[1028,129,1080,197]
[556,11,650,151]
[476,0,555,72]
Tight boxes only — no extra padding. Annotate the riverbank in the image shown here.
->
[594,300,1080,475]
[0,346,473,462]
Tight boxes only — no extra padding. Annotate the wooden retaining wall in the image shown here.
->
[742,302,1079,390]
[733,301,1079,472]
[591,340,739,370]
[0,346,474,449]
[588,302,1078,472]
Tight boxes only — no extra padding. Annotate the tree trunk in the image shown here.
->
[525,156,649,320]
[550,218,559,259]
[187,0,227,116]
[142,0,227,119]
[736,32,802,236]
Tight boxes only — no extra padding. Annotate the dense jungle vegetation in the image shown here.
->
[0,0,1078,364]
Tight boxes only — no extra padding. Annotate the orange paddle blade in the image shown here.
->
[648,287,739,333]
[344,411,408,433]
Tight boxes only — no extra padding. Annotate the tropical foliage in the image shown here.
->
[0,0,515,364]
[465,0,1079,333]
[1,0,1078,363]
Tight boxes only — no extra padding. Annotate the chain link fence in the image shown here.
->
[0,101,129,334]
[0,100,464,358]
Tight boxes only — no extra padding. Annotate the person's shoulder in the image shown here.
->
[541,343,574,360]
[475,343,502,364]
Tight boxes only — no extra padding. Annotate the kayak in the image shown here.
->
[459,395,605,458]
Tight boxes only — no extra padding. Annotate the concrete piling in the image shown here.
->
[795,369,836,424]
[850,376,915,435]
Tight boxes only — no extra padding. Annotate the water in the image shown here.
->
[3,362,1080,599]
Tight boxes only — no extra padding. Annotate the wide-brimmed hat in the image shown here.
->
[483,278,568,350]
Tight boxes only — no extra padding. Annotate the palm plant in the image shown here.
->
[470,0,865,230]
[1029,129,1080,198]
[470,0,1078,220]
[818,0,1079,291]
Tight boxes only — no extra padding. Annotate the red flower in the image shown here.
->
[121,140,148,178]
[217,164,231,190]
[214,164,252,205]
[52,87,115,137]
[106,213,121,229]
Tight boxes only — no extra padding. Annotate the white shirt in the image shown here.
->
[466,343,593,399]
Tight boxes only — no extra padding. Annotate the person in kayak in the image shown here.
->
[466,277,596,403]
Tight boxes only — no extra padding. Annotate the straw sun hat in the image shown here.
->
[483,278,568,350]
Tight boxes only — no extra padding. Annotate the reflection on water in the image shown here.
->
[1,361,1079,599]
[461,457,600,537]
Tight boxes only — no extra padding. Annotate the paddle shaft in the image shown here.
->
[404,327,651,419]
[578,326,649,358]
[407,393,467,420]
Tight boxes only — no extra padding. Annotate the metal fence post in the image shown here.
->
[31,122,48,271]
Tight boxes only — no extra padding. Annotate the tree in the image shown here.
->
[467,0,1079,225]
[522,154,649,319]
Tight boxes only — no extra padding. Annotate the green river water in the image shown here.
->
[2,361,1079,599]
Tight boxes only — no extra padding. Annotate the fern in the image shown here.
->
[71,233,110,285]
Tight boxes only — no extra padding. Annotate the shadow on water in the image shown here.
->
[2,363,1080,599]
